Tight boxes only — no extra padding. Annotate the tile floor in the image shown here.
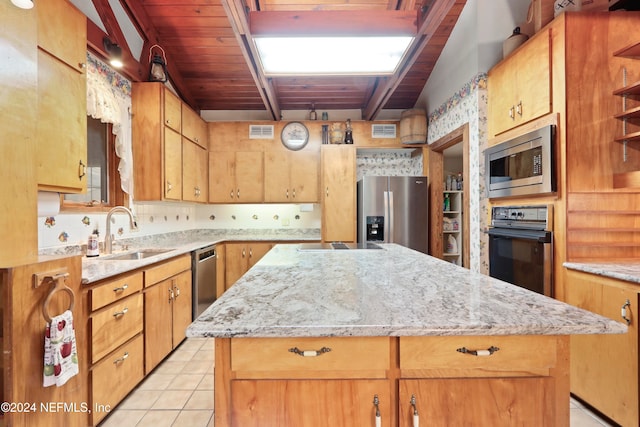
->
[100,338,617,427]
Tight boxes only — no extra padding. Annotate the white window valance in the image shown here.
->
[85,52,134,206]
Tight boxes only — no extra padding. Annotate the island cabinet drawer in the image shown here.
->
[91,293,143,363]
[90,271,143,311]
[144,254,191,286]
[91,334,144,425]
[231,337,390,379]
[399,335,559,377]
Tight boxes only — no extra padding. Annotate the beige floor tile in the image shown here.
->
[184,390,215,410]
[153,360,188,375]
[136,410,180,427]
[168,373,205,390]
[197,374,214,390]
[192,349,215,361]
[181,360,213,374]
[119,389,163,410]
[150,389,193,410]
[178,339,207,352]
[138,373,177,391]
[168,349,197,362]
[172,410,213,426]
[98,409,146,427]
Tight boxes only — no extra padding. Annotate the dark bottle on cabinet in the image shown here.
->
[344,119,353,144]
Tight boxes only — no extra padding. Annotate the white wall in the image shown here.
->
[416,0,531,115]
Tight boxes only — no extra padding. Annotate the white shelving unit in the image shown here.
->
[443,190,463,265]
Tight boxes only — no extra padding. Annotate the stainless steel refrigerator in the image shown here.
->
[357,176,429,254]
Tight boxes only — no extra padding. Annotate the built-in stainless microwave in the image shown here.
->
[485,125,556,198]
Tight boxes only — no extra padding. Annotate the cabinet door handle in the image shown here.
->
[288,346,331,357]
[286,189,289,198]
[622,299,632,325]
[167,181,173,192]
[456,346,499,356]
[373,395,382,427]
[237,189,240,199]
[249,248,253,258]
[113,284,129,292]
[230,189,234,199]
[165,119,171,126]
[326,186,329,197]
[292,188,296,198]
[174,285,180,298]
[194,186,200,197]
[169,288,174,302]
[78,160,87,180]
[516,101,523,116]
[113,352,129,364]
[410,394,419,427]
[112,307,129,318]
[508,106,515,120]
[242,248,246,258]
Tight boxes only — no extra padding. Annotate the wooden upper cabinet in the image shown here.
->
[163,128,182,201]
[36,0,86,73]
[182,138,208,203]
[264,148,319,203]
[36,0,87,193]
[163,90,181,133]
[182,106,208,149]
[488,28,551,138]
[321,145,356,242]
[209,151,264,203]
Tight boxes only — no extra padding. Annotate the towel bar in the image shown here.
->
[42,272,75,323]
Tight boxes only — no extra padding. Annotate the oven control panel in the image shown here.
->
[491,205,550,230]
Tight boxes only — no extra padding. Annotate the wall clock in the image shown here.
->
[280,121,309,151]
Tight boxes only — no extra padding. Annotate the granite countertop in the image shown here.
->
[564,261,640,285]
[80,229,320,284]
[187,243,627,339]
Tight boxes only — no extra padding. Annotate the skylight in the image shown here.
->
[253,36,414,76]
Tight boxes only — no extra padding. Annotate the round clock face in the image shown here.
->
[281,122,309,151]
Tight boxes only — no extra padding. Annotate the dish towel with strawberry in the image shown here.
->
[43,310,79,387]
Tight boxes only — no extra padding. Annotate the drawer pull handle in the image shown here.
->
[622,299,631,325]
[410,394,419,427]
[456,346,499,356]
[373,394,381,427]
[113,352,129,364]
[113,307,129,318]
[288,346,331,357]
[113,284,129,292]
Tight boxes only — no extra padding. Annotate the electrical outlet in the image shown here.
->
[281,218,290,226]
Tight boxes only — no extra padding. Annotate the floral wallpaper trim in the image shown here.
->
[428,73,488,123]
[86,53,131,97]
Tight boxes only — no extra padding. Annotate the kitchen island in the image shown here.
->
[187,244,626,426]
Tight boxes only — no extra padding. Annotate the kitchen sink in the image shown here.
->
[99,248,174,260]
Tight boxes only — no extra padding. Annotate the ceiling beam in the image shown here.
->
[221,0,281,120]
[119,0,198,110]
[363,0,462,120]
[249,10,418,36]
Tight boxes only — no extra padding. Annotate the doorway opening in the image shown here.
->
[428,123,470,268]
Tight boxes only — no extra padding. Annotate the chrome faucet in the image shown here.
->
[104,206,138,254]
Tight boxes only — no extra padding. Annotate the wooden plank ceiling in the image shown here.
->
[108,0,466,119]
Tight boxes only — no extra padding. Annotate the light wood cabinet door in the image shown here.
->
[565,270,639,427]
[36,0,86,73]
[230,379,391,427]
[171,270,193,348]
[488,29,551,137]
[236,151,264,202]
[164,128,182,200]
[399,378,553,427]
[163,88,181,133]
[182,139,207,202]
[321,146,356,242]
[209,151,236,203]
[182,105,207,148]
[248,243,272,268]
[291,149,319,203]
[144,279,174,373]
[264,151,291,202]
[225,242,272,289]
[36,50,87,193]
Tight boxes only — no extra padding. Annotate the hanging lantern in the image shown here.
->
[148,44,168,83]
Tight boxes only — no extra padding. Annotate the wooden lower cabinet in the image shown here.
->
[565,269,639,427]
[231,379,391,426]
[225,242,272,289]
[399,378,552,426]
[215,335,569,427]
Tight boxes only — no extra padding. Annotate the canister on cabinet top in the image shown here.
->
[502,27,529,58]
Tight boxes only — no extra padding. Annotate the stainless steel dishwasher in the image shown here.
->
[192,245,217,319]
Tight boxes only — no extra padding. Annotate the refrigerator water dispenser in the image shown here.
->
[366,216,384,242]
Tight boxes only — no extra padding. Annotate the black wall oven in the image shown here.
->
[488,205,553,297]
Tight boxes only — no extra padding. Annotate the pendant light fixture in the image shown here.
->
[148,44,168,83]
[11,0,34,9]
[103,37,123,68]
